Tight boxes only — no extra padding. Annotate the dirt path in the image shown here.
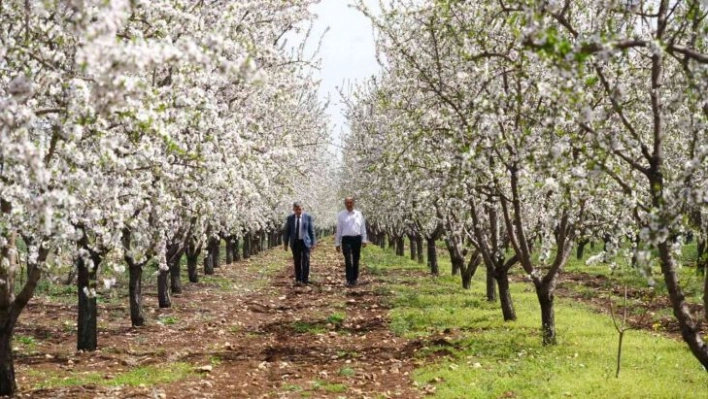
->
[13,242,422,398]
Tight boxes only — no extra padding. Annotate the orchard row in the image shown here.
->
[344,0,708,370]
[0,1,338,395]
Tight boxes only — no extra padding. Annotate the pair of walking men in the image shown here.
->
[283,198,367,286]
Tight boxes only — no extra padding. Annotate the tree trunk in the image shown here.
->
[225,238,234,264]
[486,267,497,302]
[249,234,258,256]
[169,251,183,295]
[170,256,182,294]
[445,240,466,283]
[212,238,221,267]
[0,325,16,396]
[0,229,47,396]
[496,269,516,321]
[461,252,481,290]
[445,239,460,276]
[697,237,706,276]
[233,238,241,262]
[388,235,395,249]
[76,282,98,351]
[602,233,611,252]
[460,272,472,289]
[243,233,250,259]
[204,249,215,276]
[629,234,641,268]
[408,234,417,260]
[415,235,424,264]
[26,262,32,284]
[704,270,708,324]
[395,236,404,256]
[159,235,184,299]
[76,252,99,351]
[121,229,146,327]
[187,253,199,283]
[460,269,476,289]
[576,239,589,260]
[426,237,438,276]
[657,241,708,368]
[536,284,556,345]
[128,263,144,326]
[157,269,171,308]
[186,238,201,283]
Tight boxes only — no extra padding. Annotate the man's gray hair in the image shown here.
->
[293,201,303,208]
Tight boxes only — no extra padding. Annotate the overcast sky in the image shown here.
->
[304,0,382,152]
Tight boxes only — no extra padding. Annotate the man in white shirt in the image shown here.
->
[335,197,367,287]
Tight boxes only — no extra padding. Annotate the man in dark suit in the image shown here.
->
[283,201,316,285]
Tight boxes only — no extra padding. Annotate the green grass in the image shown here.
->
[292,321,326,334]
[14,335,37,352]
[310,379,347,393]
[336,349,359,359]
[61,320,74,333]
[326,312,346,327]
[322,382,347,393]
[338,366,356,377]
[157,315,178,326]
[15,335,36,346]
[363,244,708,399]
[200,275,233,291]
[283,383,304,392]
[28,363,193,389]
[30,280,75,304]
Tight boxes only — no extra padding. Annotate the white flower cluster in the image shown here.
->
[1,0,337,288]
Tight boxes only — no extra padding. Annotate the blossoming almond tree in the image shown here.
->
[0,0,335,394]
[514,0,708,368]
[345,0,708,368]
[349,0,637,345]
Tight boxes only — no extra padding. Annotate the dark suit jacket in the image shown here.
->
[284,213,316,249]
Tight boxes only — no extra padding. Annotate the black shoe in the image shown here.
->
[294,281,303,287]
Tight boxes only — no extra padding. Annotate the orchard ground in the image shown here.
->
[9,238,708,398]
[12,239,420,399]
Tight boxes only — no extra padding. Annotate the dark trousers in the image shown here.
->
[292,240,310,283]
[342,236,362,284]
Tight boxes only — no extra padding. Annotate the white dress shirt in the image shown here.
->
[295,215,304,239]
[335,209,367,246]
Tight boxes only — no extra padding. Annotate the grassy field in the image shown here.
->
[363,243,708,399]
